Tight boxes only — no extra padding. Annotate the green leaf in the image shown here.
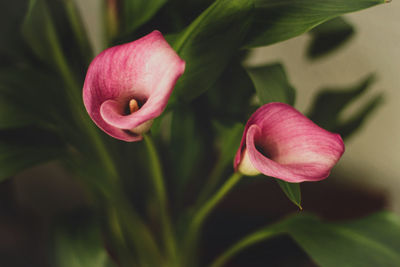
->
[0,0,31,67]
[247,63,296,105]
[0,67,72,128]
[307,17,355,59]
[121,0,167,34]
[0,96,35,129]
[62,0,94,63]
[196,122,244,205]
[210,212,400,267]
[308,74,382,139]
[53,221,117,267]
[276,179,302,209]
[0,127,65,182]
[170,0,254,103]
[170,104,211,192]
[287,212,400,267]
[22,0,63,67]
[245,0,385,48]
[206,57,255,122]
[216,123,245,171]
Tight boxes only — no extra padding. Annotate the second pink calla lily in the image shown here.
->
[234,103,345,183]
[83,30,185,141]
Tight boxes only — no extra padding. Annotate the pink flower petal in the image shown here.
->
[234,103,345,182]
[83,30,185,141]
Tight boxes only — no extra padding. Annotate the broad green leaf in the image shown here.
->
[62,0,94,62]
[0,127,65,181]
[170,105,211,193]
[53,222,117,267]
[207,58,255,122]
[21,0,84,86]
[244,0,386,48]
[287,212,400,267]
[0,96,35,129]
[196,122,244,204]
[307,17,355,59]
[210,212,400,267]
[0,0,31,67]
[170,0,254,103]
[247,63,296,105]
[276,179,302,209]
[308,74,382,139]
[0,67,72,128]
[22,0,62,67]
[215,123,245,171]
[121,0,167,34]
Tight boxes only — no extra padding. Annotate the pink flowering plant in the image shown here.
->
[0,0,399,266]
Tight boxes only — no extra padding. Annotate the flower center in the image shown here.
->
[129,99,139,113]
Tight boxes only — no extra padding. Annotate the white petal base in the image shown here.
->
[238,149,261,176]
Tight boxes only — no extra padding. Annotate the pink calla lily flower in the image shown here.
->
[83,30,185,141]
[234,103,345,183]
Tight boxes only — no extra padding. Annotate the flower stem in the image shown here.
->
[209,221,286,267]
[184,172,242,264]
[143,134,177,263]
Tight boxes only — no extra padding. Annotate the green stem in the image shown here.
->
[196,156,227,207]
[111,195,165,266]
[209,221,287,267]
[143,134,177,263]
[184,172,243,264]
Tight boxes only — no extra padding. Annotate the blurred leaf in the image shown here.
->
[22,0,62,67]
[0,0,31,67]
[121,0,167,34]
[22,0,85,86]
[244,0,385,48]
[247,63,296,105]
[307,17,355,59]
[0,67,72,129]
[0,127,65,182]
[308,74,382,139]
[196,122,244,208]
[276,179,302,209]
[170,0,254,103]
[0,96,35,129]
[53,221,116,267]
[170,104,211,192]
[166,0,215,30]
[62,0,94,63]
[287,212,400,267]
[207,58,255,122]
[215,123,245,171]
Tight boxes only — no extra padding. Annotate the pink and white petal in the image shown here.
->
[243,103,344,182]
[98,58,185,130]
[82,30,185,141]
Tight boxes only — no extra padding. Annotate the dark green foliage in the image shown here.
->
[287,212,400,267]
